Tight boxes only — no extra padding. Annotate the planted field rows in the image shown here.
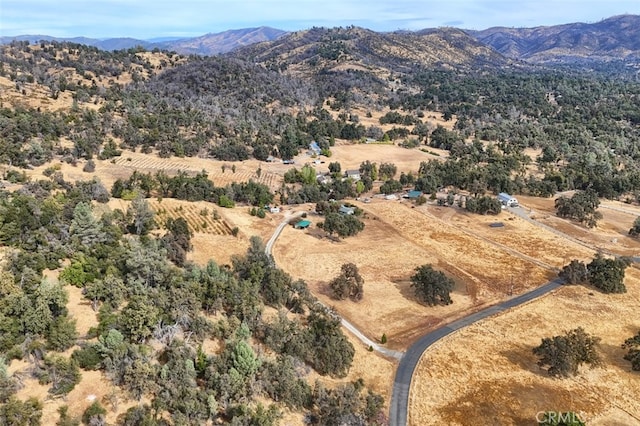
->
[150,201,232,235]
[112,156,281,190]
[205,169,280,190]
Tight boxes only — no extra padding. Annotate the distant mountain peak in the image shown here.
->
[467,14,640,63]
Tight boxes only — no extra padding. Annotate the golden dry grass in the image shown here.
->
[272,198,561,349]
[409,275,640,425]
[407,196,640,425]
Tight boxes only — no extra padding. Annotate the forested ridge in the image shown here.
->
[2,26,640,424]
[2,33,640,199]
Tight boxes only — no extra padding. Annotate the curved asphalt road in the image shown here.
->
[389,277,564,426]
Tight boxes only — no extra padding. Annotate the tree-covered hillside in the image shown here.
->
[0,175,384,424]
[3,37,640,200]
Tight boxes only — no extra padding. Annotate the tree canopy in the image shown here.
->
[533,327,602,377]
[329,263,364,302]
[410,264,454,306]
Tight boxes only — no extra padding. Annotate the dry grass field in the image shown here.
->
[517,195,640,257]
[272,198,563,348]
[409,274,640,426]
[407,198,640,425]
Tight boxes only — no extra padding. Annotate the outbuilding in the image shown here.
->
[498,192,519,207]
[404,190,423,199]
[295,220,311,229]
[345,170,361,181]
[339,205,355,215]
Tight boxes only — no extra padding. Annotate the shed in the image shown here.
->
[295,220,311,229]
[498,192,519,207]
[309,141,321,155]
[405,190,423,199]
[345,170,361,181]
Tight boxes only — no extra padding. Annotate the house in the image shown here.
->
[498,192,519,207]
[339,205,355,215]
[295,219,311,229]
[269,206,280,213]
[345,169,361,181]
[404,190,423,199]
[309,141,321,156]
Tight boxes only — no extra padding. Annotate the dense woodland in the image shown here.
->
[1,28,640,424]
[0,174,384,424]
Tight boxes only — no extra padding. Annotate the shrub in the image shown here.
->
[82,160,95,173]
[218,195,235,208]
[72,345,102,370]
[82,401,106,425]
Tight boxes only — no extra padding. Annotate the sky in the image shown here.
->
[1,0,638,39]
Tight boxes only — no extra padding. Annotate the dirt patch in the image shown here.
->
[66,285,99,337]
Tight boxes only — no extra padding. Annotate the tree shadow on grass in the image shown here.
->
[500,347,549,378]
[391,278,416,302]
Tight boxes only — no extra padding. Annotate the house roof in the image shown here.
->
[339,205,355,214]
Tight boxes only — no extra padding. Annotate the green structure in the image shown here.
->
[295,219,311,229]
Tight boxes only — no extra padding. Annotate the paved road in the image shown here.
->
[264,212,404,360]
[389,278,564,426]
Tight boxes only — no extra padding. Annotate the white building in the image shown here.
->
[498,192,519,207]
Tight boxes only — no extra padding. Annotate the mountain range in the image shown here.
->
[0,26,288,55]
[468,14,640,63]
[2,15,640,64]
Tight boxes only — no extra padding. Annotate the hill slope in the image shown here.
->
[232,26,512,73]
[159,27,288,55]
[468,14,640,63]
